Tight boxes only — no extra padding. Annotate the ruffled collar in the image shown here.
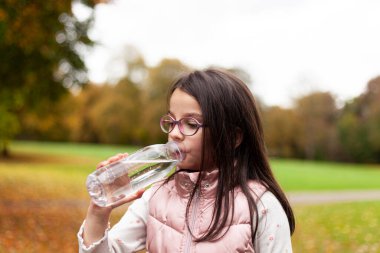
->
[174,169,219,199]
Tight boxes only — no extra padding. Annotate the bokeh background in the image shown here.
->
[1,0,380,252]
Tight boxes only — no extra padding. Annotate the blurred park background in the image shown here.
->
[1,0,380,252]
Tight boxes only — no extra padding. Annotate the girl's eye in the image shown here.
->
[162,120,175,129]
[183,119,199,129]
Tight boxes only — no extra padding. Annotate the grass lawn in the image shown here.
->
[1,141,379,252]
[292,201,380,253]
[271,158,380,191]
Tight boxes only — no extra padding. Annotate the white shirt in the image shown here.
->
[78,188,293,253]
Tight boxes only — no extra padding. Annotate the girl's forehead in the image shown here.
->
[170,89,200,109]
[168,111,203,120]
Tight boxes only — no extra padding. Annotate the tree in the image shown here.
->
[83,80,144,145]
[0,107,19,157]
[141,59,190,143]
[338,76,380,162]
[262,106,299,158]
[16,92,76,142]
[88,46,147,145]
[337,102,369,162]
[0,0,95,156]
[293,92,340,160]
[68,84,105,143]
[365,77,380,161]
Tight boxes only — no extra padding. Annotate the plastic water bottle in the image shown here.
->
[86,141,184,207]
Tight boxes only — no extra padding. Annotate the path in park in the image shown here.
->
[287,189,380,205]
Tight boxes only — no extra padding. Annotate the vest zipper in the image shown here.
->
[184,188,200,253]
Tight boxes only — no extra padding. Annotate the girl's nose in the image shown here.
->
[169,124,184,141]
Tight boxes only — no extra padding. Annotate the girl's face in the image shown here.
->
[167,88,206,170]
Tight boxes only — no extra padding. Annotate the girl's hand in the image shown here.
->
[83,188,145,246]
[83,153,145,246]
[93,152,146,211]
[96,153,129,169]
[89,187,145,213]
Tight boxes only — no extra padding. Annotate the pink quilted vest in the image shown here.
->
[146,170,267,253]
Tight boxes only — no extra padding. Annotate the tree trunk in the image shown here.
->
[1,141,10,158]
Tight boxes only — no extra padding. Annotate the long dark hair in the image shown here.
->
[167,68,295,244]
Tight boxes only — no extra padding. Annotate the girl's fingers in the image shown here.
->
[96,153,129,170]
[96,161,108,169]
[109,188,145,209]
[107,153,124,163]
[121,153,129,159]
[89,188,145,213]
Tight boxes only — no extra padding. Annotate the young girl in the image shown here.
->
[78,68,295,252]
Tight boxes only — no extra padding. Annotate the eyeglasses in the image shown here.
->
[160,115,204,136]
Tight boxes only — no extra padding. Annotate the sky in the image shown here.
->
[76,0,380,107]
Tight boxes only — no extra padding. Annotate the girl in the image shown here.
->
[78,68,295,252]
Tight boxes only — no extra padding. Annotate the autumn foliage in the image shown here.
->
[1,1,380,163]
[16,67,380,163]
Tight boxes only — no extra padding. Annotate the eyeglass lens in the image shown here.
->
[160,116,201,136]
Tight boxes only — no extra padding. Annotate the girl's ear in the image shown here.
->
[235,128,243,148]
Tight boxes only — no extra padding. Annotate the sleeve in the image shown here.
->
[254,191,293,253]
[77,188,153,253]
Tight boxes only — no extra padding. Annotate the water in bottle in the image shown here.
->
[86,141,183,207]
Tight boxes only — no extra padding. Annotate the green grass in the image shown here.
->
[5,140,380,192]
[271,159,380,191]
[10,140,140,159]
[1,140,380,252]
[292,201,380,253]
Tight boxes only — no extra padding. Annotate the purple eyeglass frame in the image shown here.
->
[160,114,204,136]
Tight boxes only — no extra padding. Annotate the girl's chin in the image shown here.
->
[177,163,200,171]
